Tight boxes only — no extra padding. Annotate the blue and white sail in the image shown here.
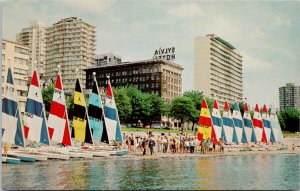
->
[243,103,256,143]
[23,70,50,145]
[269,105,283,143]
[211,100,223,141]
[104,76,123,143]
[262,104,275,143]
[232,102,247,144]
[88,73,109,144]
[2,67,25,147]
[221,101,236,143]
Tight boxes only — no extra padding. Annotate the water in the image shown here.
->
[2,154,299,190]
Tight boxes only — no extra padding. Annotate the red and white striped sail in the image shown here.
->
[252,104,267,143]
[47,69,72,146]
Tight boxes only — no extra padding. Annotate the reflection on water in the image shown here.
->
[2,154,299,190]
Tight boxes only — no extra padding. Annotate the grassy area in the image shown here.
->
[283,133,300,138]
[121,127,194,135]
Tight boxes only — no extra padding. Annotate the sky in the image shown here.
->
[2,0,300,109]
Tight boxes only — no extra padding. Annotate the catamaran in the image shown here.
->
[197,99,216,142]
[262,104,275,143]
[232,102,247,144]
[88,72,109,144]
[252,104,267,143]
[211,100,223,141]
[243,103,256,143]
[221,101,236,143]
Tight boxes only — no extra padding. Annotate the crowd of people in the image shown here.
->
[122,131,225,156]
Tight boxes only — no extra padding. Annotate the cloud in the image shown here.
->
[62,0,114,15]
[241,51,272,71]
[167,2,202,18]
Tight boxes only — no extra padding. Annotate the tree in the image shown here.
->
[279,108,300,132]
[66,94,74,120]
[114,87,132,124]
[183,90,203,130]
[169,96,196,127]
[42,84,54,117]
[148,94,165,127]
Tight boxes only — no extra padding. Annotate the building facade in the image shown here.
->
[95,53,122,67]
[16,21,46,78]
[194,34,243,109]
[2,39,30,113]
[279,83,300,111]
[85,59,183,103]
[45,17,96,95]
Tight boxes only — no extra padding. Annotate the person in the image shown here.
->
[200,140,205,154]
[189,138,195,153]
[292,144,295,151]
[149,136,156,155]
[220,139,224,154]
[162,136,168,153]
[157,136,162,153]
[142,137,148,156]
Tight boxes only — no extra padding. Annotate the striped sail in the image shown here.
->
[197,99,216,142]
[24,70,50,145]
[2,67,25,147]
[221,101,235,143]
[72,78,93,144]
[243,103,256,143]
[211,100,223,141]
[269,106,283,143]
[262,104,275,143]
[88,75,109,143]
[232,102,247,144]
[252,104,267,143]
[48,71,72,146]
[104,77,123,143]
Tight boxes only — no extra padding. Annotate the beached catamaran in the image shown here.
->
[252,104,267,143]
[262,104,275,143]
[211,100,223,141]
[24,70,50,145]
[88,72,109,144]
[104,76,123,144]
[232,102,247,144]
[221,101,236,143]
[2,67,26,147]
[269,105,283,143]
[243,103,256,143]
[72,75,94,145]
[197,99,216,142]
[47,66,72,146]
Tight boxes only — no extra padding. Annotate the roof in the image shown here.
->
[215,37,236,50]
[85,59,184,70]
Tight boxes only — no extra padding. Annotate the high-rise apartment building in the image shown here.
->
[16,21,46,78]
[2,39,30,113]
[194,34,243,108]
[45,17,96,95]
[279,83,300,111]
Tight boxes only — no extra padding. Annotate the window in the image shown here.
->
[15,47,28,55]
[2,43,5,49]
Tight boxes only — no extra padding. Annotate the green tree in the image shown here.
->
[66,94,74,120]
[183,90,203,130]
[114,87,132,124]
[148,94,165,127]
[169,96,196,127]
[279,108,300,132]
[42,84,54,116]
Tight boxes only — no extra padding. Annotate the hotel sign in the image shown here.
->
[153,47,175,61]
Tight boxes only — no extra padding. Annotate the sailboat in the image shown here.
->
[23,70,50,145]
[221,101,236,143]
[243,103,256,143]
[269,105,283,143]
[252,104,267,143]
[197,99,216,142]
[2,67,25,163]
[232,102,247,144]
[88,72,109,144]
[104,76,123,144]
[71,73,93,145]
[211,100,223,141]
[47,65,72,146]
[262,104,275,143]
